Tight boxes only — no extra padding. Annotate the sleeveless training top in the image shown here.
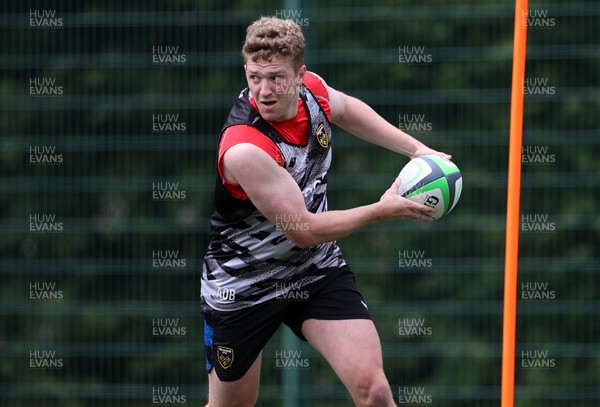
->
[201,84,347,311]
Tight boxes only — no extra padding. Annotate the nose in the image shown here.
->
[258,80,274,96]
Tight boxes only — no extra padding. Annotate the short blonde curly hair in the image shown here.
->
[242,17,305,72]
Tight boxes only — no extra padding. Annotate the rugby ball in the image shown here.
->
[397,155,462,220]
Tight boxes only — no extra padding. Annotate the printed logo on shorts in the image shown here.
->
[316,122,329,148]
[217,346,234,369]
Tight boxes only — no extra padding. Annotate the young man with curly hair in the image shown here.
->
[202,16,450,407]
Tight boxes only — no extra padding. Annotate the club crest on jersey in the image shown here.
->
[217,346,234,369]
[316,122,329,148]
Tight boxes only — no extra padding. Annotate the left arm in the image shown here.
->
[327,85,450,160]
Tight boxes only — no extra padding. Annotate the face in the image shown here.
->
[244,54,306,122]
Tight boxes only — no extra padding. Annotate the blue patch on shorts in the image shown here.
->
[203,312,214,372]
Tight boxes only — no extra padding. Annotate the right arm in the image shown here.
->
[221,143,434,249]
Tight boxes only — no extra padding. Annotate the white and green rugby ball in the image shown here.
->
[397,155,462,220]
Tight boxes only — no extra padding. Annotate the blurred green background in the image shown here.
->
[1,0,599,406]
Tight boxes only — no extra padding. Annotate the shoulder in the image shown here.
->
[303,71,331,119]
[222,124,263,144]
[220,125,283,165]
[304,71,329,100]
[218,127,284,199]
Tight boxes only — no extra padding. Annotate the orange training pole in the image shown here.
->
[501,0,528,406]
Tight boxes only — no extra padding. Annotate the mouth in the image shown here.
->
[260,100,277,109]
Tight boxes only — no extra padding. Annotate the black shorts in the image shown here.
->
[202,266,372,382]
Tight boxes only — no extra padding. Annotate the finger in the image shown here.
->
[391,176,402,191]
[434,152,452,161]
[405,199,435,213]
[422,150,452,161]
[410,208,434,221]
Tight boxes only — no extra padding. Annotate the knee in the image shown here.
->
[353,375,394,407]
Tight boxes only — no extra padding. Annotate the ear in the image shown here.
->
[296,65,307,84]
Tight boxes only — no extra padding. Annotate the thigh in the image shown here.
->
[301,318,385,385]
[207,351,262,407]
[301,319,395,406]
[202,302,282,383]
[284,267,372,339]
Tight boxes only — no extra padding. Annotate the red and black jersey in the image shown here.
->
[202,77,347,311]
[216,71,331,198]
